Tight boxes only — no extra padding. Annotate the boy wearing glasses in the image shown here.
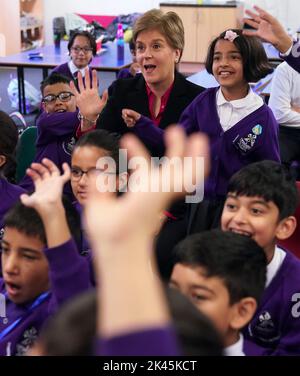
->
[20,72,101,198]
[53,31,96,88]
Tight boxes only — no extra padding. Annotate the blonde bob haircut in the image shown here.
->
[133,9,184,62]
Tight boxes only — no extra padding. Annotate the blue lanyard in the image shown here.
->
[0,291,50,340]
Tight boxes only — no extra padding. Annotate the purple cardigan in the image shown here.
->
[134,87,280,198]
[19,111,80,198]
[96,327,180,356]
[244,250,300,356]
[0,238,91,356]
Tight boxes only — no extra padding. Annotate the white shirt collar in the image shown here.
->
[266,245,286,288]
[224,334,245,356]
[216,87,261,109]
[68,60,87,77]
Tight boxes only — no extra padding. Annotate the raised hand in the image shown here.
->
[243,6,292,53]
[129,62,141,76]
[20,158,72,248]
[83,126,209,339]
[21,158,70,213]
[84,126,209,249]
[70,68,108,122]
[122,108,141,128]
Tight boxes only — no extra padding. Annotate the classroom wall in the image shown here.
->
[43,0,300,45]
[43,0,160,44]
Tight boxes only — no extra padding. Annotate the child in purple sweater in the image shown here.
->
[170,230,267,356]
[19,71,107,198]
[0,158,91,355]
[52,31,96,88]
[0,111,26,235]
[221,160,300,355]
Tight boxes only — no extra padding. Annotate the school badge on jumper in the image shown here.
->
[233,124,263,155]
[62,136,76,156]
[248,310,281,345]
[252,124,263,136]
[16,327,38,356]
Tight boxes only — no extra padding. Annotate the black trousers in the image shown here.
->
[279,126,300,179]
[187,197,226,235]
[155,217,188,281]
[155,197,225,281]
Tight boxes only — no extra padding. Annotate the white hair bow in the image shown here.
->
[224,30,239,42]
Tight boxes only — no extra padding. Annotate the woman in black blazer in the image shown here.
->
[97,9,205,157]
[95,9,205,279]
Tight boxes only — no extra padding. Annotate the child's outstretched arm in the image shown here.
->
[20,159,71,247]
[243,6,292,54]
[122,108,166,154]
[37,111,80,145]
[71,69,108,133]
[84,126,209,355]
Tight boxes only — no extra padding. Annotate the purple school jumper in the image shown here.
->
[0,179,25,230]
[73,201,90,254]
[19,111,80,197]
[97,327,180,356]
[282,42,300,74]
[0,238,91,356]
[72,201,95,285]
[117,68,133,80]
[244,250,300,356]
[134,87,280,198]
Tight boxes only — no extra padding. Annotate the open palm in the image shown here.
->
[70,68,108,119]
[84,126,209,247]
[20,159,70,212]
[243,6,292,53]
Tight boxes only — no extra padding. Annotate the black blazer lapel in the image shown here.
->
[126,75,151,118]
[159,72,193,130]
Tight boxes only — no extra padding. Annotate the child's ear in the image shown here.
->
[0,155,6,168]
[230,297,257,331]
[42,102,48,113]
[275,216,297,241]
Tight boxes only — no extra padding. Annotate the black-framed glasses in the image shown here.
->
[42,92,74,104]
[71,46,93,54]
[71,167,116,181]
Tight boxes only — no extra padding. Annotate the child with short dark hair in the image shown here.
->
[0,159,91,355]
[170,229,267,355]
[19,71,107,197]
[221,160,300,355]
[0,111,26,235]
